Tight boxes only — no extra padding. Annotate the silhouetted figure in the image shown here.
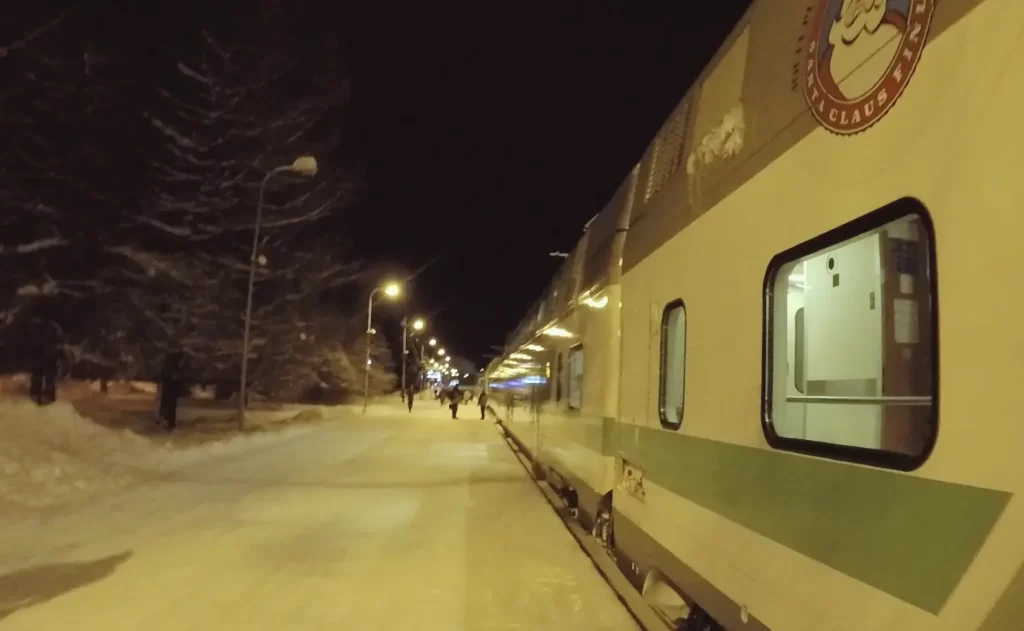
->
[477,391,488,420]
[29,357,44,405]
[448,384,461,419]
[406,384,415,412]
[29,322,62,405]
[159,352,185,430]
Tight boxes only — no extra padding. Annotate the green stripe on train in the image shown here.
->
[548,416,606,452]
[557,419,1010,614]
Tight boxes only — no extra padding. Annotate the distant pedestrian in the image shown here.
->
[406,384,415,412]
[448,384,461,419]
[477,391,489,420]
[159,352,185,431]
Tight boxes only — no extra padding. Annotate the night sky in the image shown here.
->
[343,3,753,364]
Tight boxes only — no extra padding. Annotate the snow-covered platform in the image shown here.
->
[0,400,639,630]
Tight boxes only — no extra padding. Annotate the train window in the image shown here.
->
[763,199,938,471]
[659,300,687,429]
[567,345,583,411]
[556,353,563,402]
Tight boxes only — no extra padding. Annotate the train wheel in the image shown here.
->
[592,508,612,548]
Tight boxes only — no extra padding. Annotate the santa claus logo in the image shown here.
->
[803,0,935,135]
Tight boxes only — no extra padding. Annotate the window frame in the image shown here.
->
[760,197,940,472]
[658,299,687,430]
[555,352,563,402]
[567,344,584,411]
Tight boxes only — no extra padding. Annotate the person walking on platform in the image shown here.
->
[477,391,488,420]
[406,384,415,412]
[448,384,461,419]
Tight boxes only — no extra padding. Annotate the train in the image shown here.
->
[483,0,1024,629]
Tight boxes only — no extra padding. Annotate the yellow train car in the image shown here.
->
[490,0,1023,628]
[488,171,635,530]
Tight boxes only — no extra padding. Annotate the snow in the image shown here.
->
[0,236,66,254]
[14,279,57,296]
[686,103,746,175]
[0,400,640,629]
[0,400,317,513]
[110,245,193,280]
[145,115,197,149]
[134,215,194,238]
[176,61,211,85]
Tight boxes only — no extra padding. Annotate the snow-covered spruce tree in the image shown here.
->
[120,1,366,396]
[0,8,150,376]
[0,3,386,400]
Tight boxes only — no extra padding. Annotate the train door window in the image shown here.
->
[567,345,583,411]
[659,300,687,429]
[763,199,937,470]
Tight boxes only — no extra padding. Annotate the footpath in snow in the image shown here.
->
[0,400,641,630]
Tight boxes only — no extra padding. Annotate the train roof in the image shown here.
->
[622,0,976,271]
[503,170,636,352]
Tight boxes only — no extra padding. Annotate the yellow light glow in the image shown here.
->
[412,318,425,331]
[510,353,532,360]
[525,344,545,352]
[583,295,608,309]
[541,326,573,338]
[438,349,446,356]
[383,282,401,298]
[429,338,437,346]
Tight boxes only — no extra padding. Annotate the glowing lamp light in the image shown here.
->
[383,282,401,298]
[412,319,425,331]
[290,155,318,176]
[541,326,573,338]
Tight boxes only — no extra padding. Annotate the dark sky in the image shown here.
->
[343,3,752,364]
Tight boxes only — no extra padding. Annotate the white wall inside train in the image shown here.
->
[568,346,584,411]
[773,233,883,449]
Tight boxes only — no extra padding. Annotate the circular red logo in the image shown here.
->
[802,0,935,135]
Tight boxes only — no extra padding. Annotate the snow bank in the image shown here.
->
[0,401,322,511]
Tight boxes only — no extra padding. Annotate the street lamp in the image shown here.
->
[438,348,446,356]
[428,338,437,347]
[239,155,318,429]
[401,316,427,396]
[363,281,401,413]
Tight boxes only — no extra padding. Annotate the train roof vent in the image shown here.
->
[644,98,692,204]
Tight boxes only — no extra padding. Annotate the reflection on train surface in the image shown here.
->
[486,0,1024,628]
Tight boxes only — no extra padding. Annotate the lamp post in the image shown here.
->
[401,317,425,396]
[238,156,318,429]
[363,282,400,413]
